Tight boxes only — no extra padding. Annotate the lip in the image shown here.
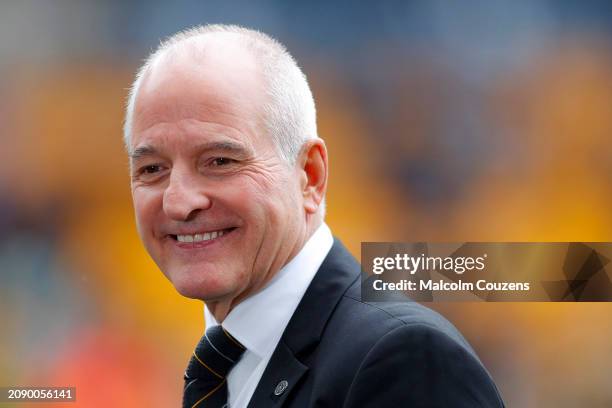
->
[168,227,237,249]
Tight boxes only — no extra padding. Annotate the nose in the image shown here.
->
[163,168,212,221]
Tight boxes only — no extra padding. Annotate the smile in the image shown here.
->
[170,228,236,243]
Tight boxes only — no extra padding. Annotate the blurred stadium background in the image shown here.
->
[0,1,611,407]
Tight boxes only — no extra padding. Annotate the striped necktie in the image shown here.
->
[183,325,246,408]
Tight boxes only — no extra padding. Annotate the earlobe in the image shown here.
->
[299,139,328,214]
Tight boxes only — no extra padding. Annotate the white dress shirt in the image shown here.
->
[203,223,334,408]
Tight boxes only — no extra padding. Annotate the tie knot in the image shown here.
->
[185,325,246,381]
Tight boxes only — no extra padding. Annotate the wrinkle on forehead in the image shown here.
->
[131,118,258,157]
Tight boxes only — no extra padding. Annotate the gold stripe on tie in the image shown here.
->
[192,379,226,408]
[193,352,224,379]
[222,327,246,350]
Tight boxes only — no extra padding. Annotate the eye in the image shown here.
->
[142,164,162,174]
[211,157,236,166]
[133,163,166,180]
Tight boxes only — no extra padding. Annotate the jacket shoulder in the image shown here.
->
[338,279,476,353]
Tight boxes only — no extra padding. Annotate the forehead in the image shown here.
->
[131,39,269,151]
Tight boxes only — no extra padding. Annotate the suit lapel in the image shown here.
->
[245,339,308,407]
[247,239,360,407]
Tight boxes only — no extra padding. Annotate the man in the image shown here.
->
[124,24,505,407]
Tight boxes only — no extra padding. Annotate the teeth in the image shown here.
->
[176,229,227,243]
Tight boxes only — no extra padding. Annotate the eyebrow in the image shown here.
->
[129,141,251,160]
[129,145,158,160]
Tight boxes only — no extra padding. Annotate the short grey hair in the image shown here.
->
[123,24,318,164]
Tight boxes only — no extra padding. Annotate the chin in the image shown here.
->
[171,273,232,301]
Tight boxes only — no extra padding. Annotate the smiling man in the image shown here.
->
[125,25,504,408]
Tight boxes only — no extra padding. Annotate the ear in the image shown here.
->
[297,138,328,215]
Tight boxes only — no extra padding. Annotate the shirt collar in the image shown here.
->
[204,222,333,357]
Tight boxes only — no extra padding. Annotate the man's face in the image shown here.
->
[129,45,306,305]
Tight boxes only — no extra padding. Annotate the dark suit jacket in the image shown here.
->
[247,239,505,407]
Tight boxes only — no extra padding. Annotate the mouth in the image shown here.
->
[168,227,237,247]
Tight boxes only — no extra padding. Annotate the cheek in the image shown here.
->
[132,188,162,238]
[225,175,273,209]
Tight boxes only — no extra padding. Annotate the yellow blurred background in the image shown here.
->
[0,2,610,407]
